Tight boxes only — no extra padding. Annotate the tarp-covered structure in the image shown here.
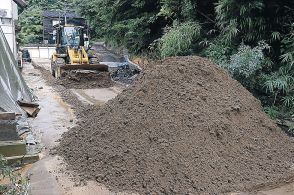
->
[0,26,33,114]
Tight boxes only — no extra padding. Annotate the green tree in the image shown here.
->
[17,0,75,45]
[17,6,43,44]
[74,0,163,54]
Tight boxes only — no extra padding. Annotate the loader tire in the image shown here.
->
[51,58,65,79]
[90,57,100,65]
[51,60,56,77]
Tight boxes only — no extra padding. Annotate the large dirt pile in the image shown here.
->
[58,56,294,194]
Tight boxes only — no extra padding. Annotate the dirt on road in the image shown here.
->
[57,56,294,195]
[32,62,114,90]
[57,71,113,89]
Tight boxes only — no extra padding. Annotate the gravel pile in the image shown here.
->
[58,56,294,194]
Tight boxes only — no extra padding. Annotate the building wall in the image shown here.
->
[43,17,56,44]
[0,0,18,58]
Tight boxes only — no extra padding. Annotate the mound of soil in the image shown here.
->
[56,71,113,89]
[58,56,294,194]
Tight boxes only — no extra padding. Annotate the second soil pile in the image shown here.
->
[58,56,294,194]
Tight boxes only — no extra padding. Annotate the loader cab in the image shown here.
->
[55,25,85,48]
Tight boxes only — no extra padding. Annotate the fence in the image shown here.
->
[23,46,55,59]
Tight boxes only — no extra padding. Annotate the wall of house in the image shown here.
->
[0,0,18,58]
[43,17,57,44]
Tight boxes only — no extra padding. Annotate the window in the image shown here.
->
[61,27,81,46]
[0,18,12,25]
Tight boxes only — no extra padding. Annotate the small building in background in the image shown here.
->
[21,11,86,60]
[0,0,27,57]
[43,10,85,45]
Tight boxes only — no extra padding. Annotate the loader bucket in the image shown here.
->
[60,64,109,72]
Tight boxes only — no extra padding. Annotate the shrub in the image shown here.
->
[225,42,268,76]
[205,41,269,90]
[0,156,30,195]
[264,106,279,119]
[159,21,201,58]
[262,66,294,107]
[204,40,232,67]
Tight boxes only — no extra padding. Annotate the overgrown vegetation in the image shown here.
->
[18,0,294,119]
[0,156,30,195]
[159,21,201,58]
[17,6,43,44]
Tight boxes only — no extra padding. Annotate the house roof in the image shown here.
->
[43,10,83,19]
[13,0,27,8]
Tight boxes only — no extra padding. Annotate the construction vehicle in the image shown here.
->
[51,21,108,78]
[21,49,31,63]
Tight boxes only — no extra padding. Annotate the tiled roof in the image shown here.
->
[43,10,83,19]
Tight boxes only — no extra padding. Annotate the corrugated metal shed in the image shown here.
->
[43,10,83,19]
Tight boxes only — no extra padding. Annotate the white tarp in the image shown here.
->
[0,26,33,114]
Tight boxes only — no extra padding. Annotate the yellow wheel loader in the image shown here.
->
[51,24,108,78]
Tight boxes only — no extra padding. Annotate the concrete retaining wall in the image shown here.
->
[24,46,55,59]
